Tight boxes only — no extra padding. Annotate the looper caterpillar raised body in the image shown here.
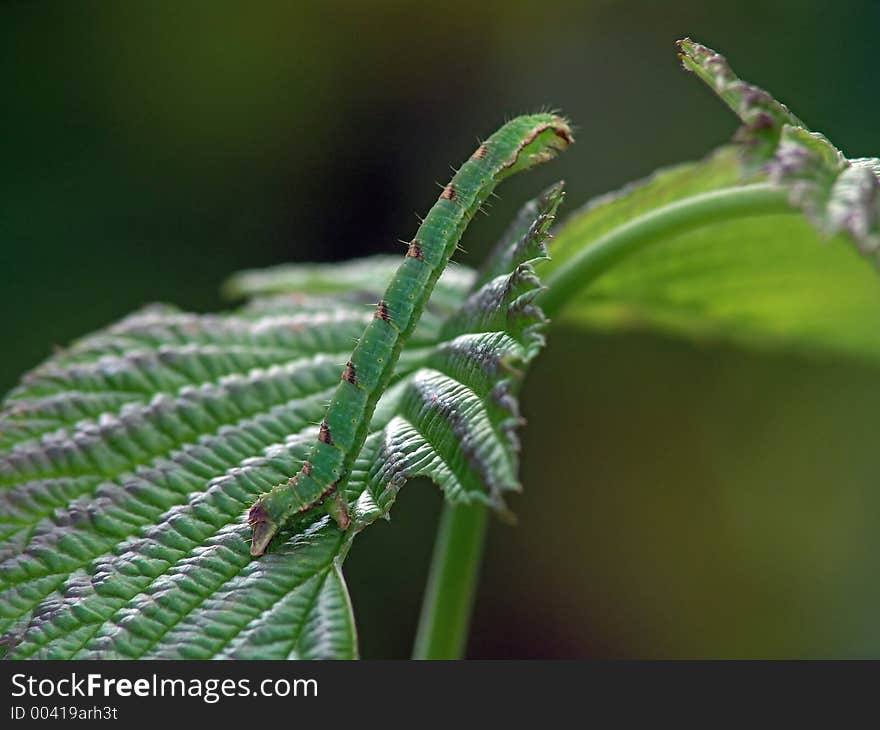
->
[247,113,573,556]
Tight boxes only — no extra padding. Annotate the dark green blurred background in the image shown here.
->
[3,1,880,657]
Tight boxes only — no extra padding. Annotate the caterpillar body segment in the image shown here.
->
[249,113,573,556]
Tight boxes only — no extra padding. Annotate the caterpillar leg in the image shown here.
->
[249,485,351,557]
[248,498,278,557]
[324,487,351,531]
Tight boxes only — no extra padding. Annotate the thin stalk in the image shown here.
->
[540,183,794,317]
[412,503,488,660]
[413,183,795,661]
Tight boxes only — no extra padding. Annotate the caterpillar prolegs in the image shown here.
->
[248,113,573,556]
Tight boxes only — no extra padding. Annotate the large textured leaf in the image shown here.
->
[541,41,880,362]
[0,182,562,659]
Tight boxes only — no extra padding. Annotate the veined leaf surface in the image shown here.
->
[0,178,563,659]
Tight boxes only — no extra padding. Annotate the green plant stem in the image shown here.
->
[412,183,795,661]
[412,502,488,659]
[540,183,794,317]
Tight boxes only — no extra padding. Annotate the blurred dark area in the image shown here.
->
[3,0,880,657]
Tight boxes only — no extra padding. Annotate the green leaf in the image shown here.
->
[541,41,880,363]
[0,179,562,659]
[224,255,475,317]
[244,115,572,558]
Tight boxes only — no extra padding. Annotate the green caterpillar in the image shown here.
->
[248,113,574,556]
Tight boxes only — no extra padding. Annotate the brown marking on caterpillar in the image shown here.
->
[322,480,351,530]
[318,420,333,445]
[301,460,313,477]
[472,143,489,160]
[247,499,270,527]
[312,481,338,507]
[406,240,424,259]
[342,360,358,385]
[440,183,457,201]
[501,119,574,171]
[374,300,390,321]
